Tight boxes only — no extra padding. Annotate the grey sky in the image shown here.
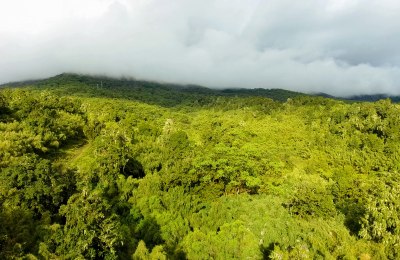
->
[1,0,400,96]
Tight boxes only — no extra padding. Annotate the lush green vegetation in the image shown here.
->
[1,74,400,259]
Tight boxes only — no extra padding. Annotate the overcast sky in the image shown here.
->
[1,0,400,96]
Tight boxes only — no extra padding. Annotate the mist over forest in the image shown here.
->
[2,0,400,259]
[2,0,400,96]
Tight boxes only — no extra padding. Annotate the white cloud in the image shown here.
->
[1,0,400,96]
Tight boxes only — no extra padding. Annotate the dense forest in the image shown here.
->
[1,74,400,259]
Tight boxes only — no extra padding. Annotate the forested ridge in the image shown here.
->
[1,74,400,259]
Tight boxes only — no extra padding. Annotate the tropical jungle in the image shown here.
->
[1,73,400,259]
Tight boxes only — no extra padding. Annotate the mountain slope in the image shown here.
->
[2,73,307,105]
[2,73,398,103]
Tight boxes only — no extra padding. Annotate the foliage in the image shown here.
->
[1,75,400,259]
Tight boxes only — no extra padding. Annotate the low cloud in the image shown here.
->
[1,0,400,96]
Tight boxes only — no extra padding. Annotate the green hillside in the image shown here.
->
[3,73,306,105]
[1,75,400,259]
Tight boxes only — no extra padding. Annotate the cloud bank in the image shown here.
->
[1,0,400,96]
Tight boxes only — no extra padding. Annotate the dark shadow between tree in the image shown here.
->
[122,158,145,178]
